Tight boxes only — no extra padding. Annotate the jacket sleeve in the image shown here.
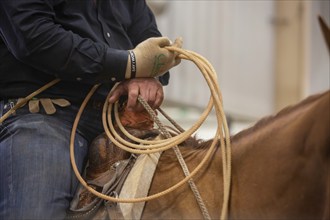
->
[0,0,128,83]
[127,0,170,85]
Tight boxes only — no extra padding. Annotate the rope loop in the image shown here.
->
[69,47,232,220]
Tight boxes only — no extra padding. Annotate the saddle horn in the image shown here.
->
[318,15,330,54]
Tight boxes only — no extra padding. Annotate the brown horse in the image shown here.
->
[70,16,330,220]
[141,90,329,220]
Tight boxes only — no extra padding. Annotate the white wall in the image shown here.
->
[219,1,275,119]
[305,0,330,95]
[150,0,276,119]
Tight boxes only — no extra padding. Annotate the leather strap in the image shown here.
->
[51,98,71,107]
[40,98,56,114]
[28,99,40,113]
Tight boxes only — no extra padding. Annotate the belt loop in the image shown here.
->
[7,99,17,116]
[1,99,19,121]
[9,101,15,109]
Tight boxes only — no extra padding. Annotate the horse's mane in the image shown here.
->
[181,135,206,149]
[169,91,329,150]
[177,134,220,150]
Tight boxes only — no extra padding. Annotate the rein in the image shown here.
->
[0,47,232,220]
[137,96,211,220]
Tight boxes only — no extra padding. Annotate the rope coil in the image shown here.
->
[69,47,232,220]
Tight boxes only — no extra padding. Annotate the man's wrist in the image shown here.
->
[101,48,128,82]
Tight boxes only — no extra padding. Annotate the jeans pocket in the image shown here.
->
[0,119,14,144]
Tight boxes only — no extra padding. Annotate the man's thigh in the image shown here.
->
[0,113,88,220]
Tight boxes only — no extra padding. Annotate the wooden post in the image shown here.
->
[274,1,307,111]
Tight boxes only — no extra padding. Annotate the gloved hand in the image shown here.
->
[125,37,183,79]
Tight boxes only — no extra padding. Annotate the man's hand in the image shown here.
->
[125,37,183,78]
[109,78,164,112]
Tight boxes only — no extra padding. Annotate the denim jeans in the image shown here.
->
[0,100,104,220]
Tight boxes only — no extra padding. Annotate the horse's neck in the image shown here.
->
[143,91,329,219]
[230,90,330,185]
[232,90,330,154]
[228,90,329,219]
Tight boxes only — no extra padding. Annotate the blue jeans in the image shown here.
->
[0,100,104,219]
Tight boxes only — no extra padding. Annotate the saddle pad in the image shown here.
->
[118,150,161,219]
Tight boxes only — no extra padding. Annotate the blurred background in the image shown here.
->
[147,0,330,139]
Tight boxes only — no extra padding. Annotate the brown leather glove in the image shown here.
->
[125,37,183,78]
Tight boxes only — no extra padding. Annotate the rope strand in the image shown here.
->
[138,96,211,220]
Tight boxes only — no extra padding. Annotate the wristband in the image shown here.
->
[129,50,137,78]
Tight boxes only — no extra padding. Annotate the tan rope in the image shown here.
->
[157,107,185,133]
[137,96,211,220]
[69,47,232,220]
[70,84,219,203]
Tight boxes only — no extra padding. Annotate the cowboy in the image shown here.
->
[0,0,182,219]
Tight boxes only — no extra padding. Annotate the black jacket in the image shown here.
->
[0,0,169,102]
